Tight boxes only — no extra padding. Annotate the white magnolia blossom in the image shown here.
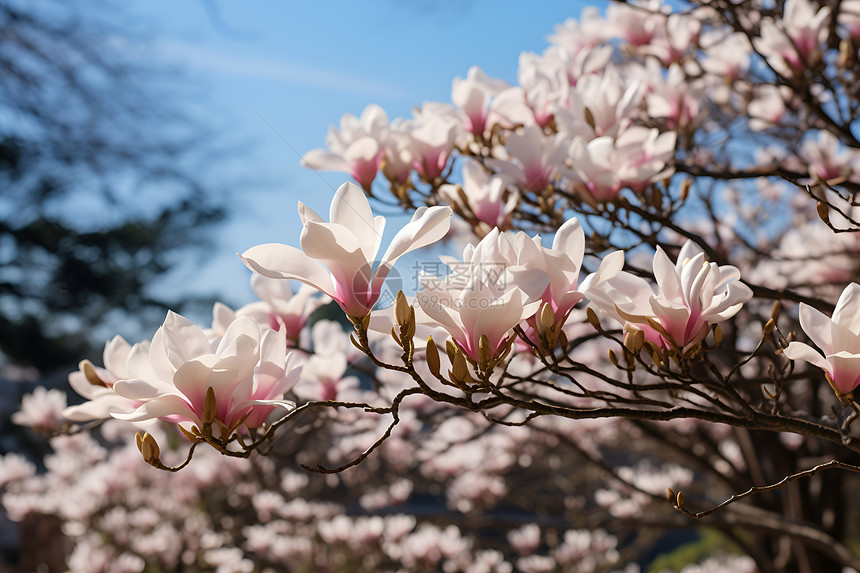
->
[438,159,518,230]
[241,182,452,319]
[112,311,301,431]
[784,282,860,395]
[586,240,753,349]
[301,104,389,191]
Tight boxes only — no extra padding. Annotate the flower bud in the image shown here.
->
[425,336,441,377]
[203,387,217,426]
[136,432,161,466]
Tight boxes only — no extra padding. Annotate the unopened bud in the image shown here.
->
[817,201,830,225]
[839,38,854,68]
[203,387,217,426]
[676,491,685,509]
[625,328,645,354]
[608,349,619,368]
[584,106,596,130]
[666,487,675,502]
[425,337,441,377]
[395,291,410,327]
[451,349,470,383]
[446,340,458,363]
[763,318,775,337]
[540,303,555,331]
[713,324,723,346]
[478,335,493,372]
[557,330,568,350]
[136,432,160,465]
[679,179,691,202]
[771,301,782,322]
[586,307,602,331]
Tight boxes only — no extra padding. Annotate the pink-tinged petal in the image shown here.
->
[113,377,178,402]
[798,303,834,354]
[126,341,158,381]
[329,182,382,261]
[300,148,351,173]
[213,335,260,385]
[679,253,707,307]
[580,250,625,292]
[240,243,335,299]
[783,341,831,373]
[676,240,703,266]
[300,220,362,257]
[653,247,683,302]
[508,267,551,303]
[708,282,753,319]
[833,283,860,333]
[161,311,211,368]
[211,302,236,335]
[68,368,99,400]
[259,328,288,377]
[216,317,261,360]
[828,351,860,393]
[552,218,585,266]
[103,335,132,377]
[64,395,137,422]
[172,357,219,412]
[112,395,199,425]
[379,206,453,268]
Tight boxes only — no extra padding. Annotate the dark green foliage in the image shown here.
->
[0,0,225,372]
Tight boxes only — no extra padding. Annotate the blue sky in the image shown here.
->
[127,0,600,311]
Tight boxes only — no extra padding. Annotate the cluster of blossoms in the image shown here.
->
[10,0,860,570]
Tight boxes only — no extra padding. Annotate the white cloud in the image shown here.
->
[155,39,408,100]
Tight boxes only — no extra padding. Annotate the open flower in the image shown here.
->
[212,276,327,346]
[241,182,452,320]
[111,311,301,433]
[301,104,389,192]
[784,283,860,395]
[416,229,542,363]
[64,335,149,422]
[586,241,753,349]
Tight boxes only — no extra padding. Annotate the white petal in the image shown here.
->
[240,243,335,298]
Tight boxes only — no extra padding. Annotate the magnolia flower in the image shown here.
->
[565,126,676,202]
[488,125,568,193]
[112,312,301,432]
[644,64,701,130]
[407,106,459,181]
[560,65,643,139]
[416,229,542,363]
[64,335,149,422]
[586,241,753,349]
[301,104,389,192]
[241,182,452,319]
[212,276,327,346]
[12,386,67,432]
[508,218,625,333]
[756,0,831,75]
[295,320,353,402]
[439,159,518,230]
[451,66,510,138]
[784,283,860,395]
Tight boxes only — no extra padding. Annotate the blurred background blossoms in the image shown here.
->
[6,0,860,572]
